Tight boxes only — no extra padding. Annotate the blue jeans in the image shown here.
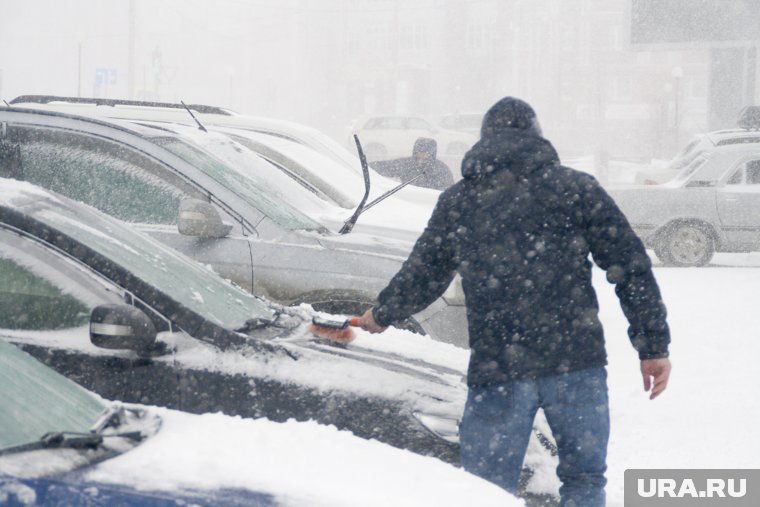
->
[460,367,609,507]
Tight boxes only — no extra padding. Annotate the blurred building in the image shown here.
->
[2,0,757,162]
[258,0,756,160]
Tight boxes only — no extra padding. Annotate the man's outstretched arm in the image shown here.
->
[357,192,459,332]
[582,175,672,398]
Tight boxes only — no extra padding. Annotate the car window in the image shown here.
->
[223,131,358,209]
[727,159,760,186]
[363,118,381,129]
[0,256,89,331]
[405,117,432,130]
[672,153,710,184]
[153,136,326,232]
[746,160,760,184]
[10,191,275,329]
[6,126,196,224]
[439,116,456,129]
[369,117,405,129]
[726,168,743,185]
[0,340,106,451]
[0,228,124,332]
[440,115,482,131]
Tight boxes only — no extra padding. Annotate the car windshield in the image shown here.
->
[440,114,483,132]
[6,183,273,329]
[670,153,711,185]
[665,136,706,172]
[223,129,361,207]
[152,133,327,233]
[0,339,106,452]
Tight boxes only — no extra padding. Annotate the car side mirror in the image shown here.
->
[177,198,233,238]
[90,304,158,355]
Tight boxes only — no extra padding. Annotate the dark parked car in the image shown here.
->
[0,339,271,507]
[0,339,517,506]
[0,179,465,463]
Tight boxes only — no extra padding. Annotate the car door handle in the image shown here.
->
[723,198,738,202]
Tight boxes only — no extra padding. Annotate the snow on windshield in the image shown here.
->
[153,128,328,232]
[0,340,105,450]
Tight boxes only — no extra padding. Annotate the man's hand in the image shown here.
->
[355,308,387,334]
[641,358,671,400]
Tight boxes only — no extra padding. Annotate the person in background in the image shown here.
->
[371,137,454,191]
[355,96,672,506]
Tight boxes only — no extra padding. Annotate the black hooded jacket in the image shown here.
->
[373,100,670,385]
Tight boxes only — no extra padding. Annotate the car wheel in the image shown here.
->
[661,223,715,267]
[653,243,673,265]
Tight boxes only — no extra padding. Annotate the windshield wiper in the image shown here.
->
[360,172,426,213]
[0,405,144,457]
[236,316,275,332]
[0,432,105,457]
[339,135,372,234]
[236,304,303,333]
[339,134,430,233]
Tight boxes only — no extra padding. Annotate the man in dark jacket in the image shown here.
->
[371,137,455,190]
[356,97,671,506]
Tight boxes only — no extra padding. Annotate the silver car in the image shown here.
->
[609,143,760,266]
[633,129,760,185]
[0,107,467,347]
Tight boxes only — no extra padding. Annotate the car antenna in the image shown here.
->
[2,100,9,107]
[180,100,208,132]
[339,134,371,234]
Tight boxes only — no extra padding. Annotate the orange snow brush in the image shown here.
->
[307,316,362,344]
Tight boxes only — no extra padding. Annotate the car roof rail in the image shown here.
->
[715,137,760,146]
[737,106,760,130]
[9,95,234,116]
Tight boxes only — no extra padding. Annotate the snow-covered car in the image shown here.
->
[609,143,760,266]
[633,107,760,185]
[0,179,469,463]
[0,107,467,347]
[349,114,476,166]
[8,95,444,223]
[152,121,437,243]
[0,339,523,507]
[439,112,484,135]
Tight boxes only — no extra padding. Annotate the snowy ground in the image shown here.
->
[599,255,760,505]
